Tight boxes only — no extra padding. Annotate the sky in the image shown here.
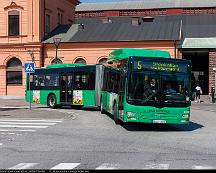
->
[81,0,132,2]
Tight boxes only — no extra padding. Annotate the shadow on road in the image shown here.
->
[104,112,203,132]
[60,106,100,111]
[121,121,203,132]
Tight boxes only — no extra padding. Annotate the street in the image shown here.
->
[0,100,216,170]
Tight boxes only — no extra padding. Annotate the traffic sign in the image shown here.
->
[24,63,35,73]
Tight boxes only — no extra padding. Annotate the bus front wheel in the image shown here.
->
[47,95,57,109]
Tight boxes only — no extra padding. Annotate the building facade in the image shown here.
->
[0,0,79,96]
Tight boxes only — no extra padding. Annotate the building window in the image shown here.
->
[45,14,50,33]
[58,13,63,25]
[6,58,22,85]
[98,58,108,64]
[74,58,86,64]
[51,58,63,64]
[8,11,19,36]
[61,14,63,24]
[58,13,61,25]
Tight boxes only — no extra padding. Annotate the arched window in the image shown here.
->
[74,58,86,64]
[8,10,20,36]
[6,57,22,85]
[51,58,63,64]
[98,58,108,64]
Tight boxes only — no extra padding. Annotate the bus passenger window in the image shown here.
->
[45,74,59,87]
[38,75,45,86]
[75,76,85,89]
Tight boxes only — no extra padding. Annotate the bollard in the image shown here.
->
[211,87,215,103]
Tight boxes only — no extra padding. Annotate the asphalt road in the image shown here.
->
[0,103,216,170]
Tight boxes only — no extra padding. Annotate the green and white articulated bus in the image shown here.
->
[100,48,192,124]
[26,48,191,125]
[25,63,104,109]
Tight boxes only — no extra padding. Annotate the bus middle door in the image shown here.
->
[60,74,73,104]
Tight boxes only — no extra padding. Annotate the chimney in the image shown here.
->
[132,17,141,26]
[142,16,154,22]
[101,17,112,24]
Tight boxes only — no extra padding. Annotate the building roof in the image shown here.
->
[43,15,181,43]
[43,14,216,48]
[76,0,216,12]
[181,38,216,48]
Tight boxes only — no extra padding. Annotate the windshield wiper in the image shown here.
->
[128,91,158,104]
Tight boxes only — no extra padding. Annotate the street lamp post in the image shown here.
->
[53,37,61,64]
[27,50,35,63]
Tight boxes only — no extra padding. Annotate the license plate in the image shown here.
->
[153,120,166,124]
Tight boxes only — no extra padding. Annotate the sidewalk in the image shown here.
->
[0,97,46,109]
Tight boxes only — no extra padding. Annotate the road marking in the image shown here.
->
[51,163,80,170]
[192,165,214,169]
[143,164,169,169]
[0,143,3,146]
[9,163,39,169]
[0,129,36,132]
[0,125,48,128]
[0,122,56,125]
[96,163,120,170]
[0,119,62,123]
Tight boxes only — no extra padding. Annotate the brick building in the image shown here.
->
[0,0,79,96]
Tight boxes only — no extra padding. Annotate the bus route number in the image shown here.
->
[137,61,142,70]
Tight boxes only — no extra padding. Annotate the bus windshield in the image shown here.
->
[128,71,190,106]
[161,73,190,104]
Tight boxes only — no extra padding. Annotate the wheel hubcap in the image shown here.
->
[50,98,55,106]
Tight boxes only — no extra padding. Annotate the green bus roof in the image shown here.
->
[46,63,86,69]
[108,48,171,62]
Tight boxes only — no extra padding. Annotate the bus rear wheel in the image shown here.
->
[47,95,57,109]
[100,103,106,114]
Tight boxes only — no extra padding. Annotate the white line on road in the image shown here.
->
[192,165,214,169]
[51,163,80,170]
[95,163,120,170]
[9,163,39,169]
[0,122,56,125]
[0,129,36,132]
[0,125,48,128]
[0,143,3,146]
[0,119,62,123]
[143,164,170,170]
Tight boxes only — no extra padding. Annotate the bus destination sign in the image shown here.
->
[133,60,187,73]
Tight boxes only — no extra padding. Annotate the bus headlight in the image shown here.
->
[182,114,189,118]
[127,112,136,118]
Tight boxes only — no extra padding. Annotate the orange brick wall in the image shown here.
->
[44,41,177,66]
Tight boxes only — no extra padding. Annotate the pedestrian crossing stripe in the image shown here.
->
[9,163,39,169]
[0,118,62,132]
[50,163,80,170]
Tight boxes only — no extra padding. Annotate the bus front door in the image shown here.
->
[118,73,125,120]
[60,74,73,104]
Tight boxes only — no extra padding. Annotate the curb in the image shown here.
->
[0,106,47,109]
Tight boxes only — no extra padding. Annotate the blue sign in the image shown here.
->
[24,63,35,73]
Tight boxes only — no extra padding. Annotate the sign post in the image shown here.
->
[24,63,35,110]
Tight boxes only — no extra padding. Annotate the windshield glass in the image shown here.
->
[128,71,160,103]
[127,72,190,106]
[161,74,190,104]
